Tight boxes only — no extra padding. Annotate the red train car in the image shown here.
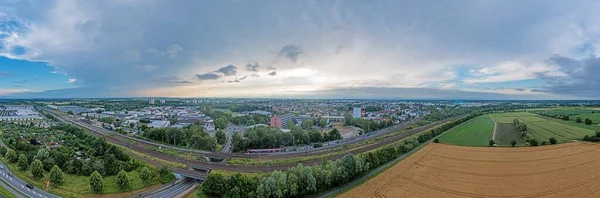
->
[244,148,285,154]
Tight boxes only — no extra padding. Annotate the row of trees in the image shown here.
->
[231,126,343,152]
[343,117,393,133]
[204,113,481,197]
[583,131,600,142]
[575,117,594,125]
[142,125,218,151]
[513,118,528,139]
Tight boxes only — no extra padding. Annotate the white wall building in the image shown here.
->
[353,107,362,118]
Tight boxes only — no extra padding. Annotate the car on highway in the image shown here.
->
[26,183,34,189]
[7,172,12,177]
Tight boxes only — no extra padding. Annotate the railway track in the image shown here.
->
[41,107,464,172]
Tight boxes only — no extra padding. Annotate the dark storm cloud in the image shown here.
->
[195,73,221,80]
[245,63,260,72]
[268,71,277,76]
[215,65,237,76]
[154,76,193,85]
[536,54,600,97]
[277,44,302,63]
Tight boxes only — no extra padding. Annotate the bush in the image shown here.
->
[541,141,548,145]
[511,140,517,147]
[489,139,495,147]
[158,166,176,184]
[0,147,7,156]
[139,167,153,182]
[6,150,17,163]
[433,139,439,143]
[549,137,557,144]
[529,139,539,146]
[116,170,130,191]
[313,143,322,148]
[90,171,103,193]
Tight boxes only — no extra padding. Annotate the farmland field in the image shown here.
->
[542,108,596,116]
[340,142,600,198]
[569,113,600,124]
[494,123,523,145]
[438,115,494,146]
[491,112,596,143]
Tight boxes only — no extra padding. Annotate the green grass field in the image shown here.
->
[0,184,17,198]
[542,108,596,116]
[438,115,494,146]
[492,112,596,143]
[0,156,159,198]
[569,113,600,124]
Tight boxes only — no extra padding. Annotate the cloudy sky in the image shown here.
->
[1,0,599,99]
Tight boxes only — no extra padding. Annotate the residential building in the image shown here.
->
[149,98,155,104]
[353,107,362,118]
[270,114,294,129]
[203,120,215,131]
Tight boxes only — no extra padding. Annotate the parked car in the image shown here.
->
[26,183,34,189]
[7,173,12,177]
[0,165,4,169]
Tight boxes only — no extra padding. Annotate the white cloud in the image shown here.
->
[0,88,30,95]
[463,61,565,84]
[67,78,76,83]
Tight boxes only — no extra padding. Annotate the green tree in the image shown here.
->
[288,173,299,197]
[511,140,517,147]
[18,154,28,171]
[34,149,50,161]
[139,167,152,182]
[246,119,256,126]
[158,166,176,184]
[319,119,327,127]
[489,139,495,147]
[216,130,227,145]
[576,117,582,123]
[49,165,64,185]
[31,159,44,179]
[215,118,227,130]
[529,139,539,146]
[6,150,17,163]
[585,118,593,125]
[116,170,130,191]
[203,173,226,196]
[433,138,439,143]
[301,119,313,130]
[90,171,103,193]
[549,137,558,144]
[0,146,7,156]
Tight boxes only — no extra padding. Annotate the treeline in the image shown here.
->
[142,125,218,151]
[231,127,342,152]
[513,118,528,138]
[202,113,480,197]
[583,131,600,142]
[538,113,594,125]
[229,114,269,126]
[343,117,393,133]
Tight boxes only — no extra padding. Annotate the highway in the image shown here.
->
[0,162,60,198]
[146,178,199,198]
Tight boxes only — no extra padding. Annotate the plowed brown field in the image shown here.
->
[340,142,600,198]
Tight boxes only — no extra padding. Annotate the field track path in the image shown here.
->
[489,114,497,141]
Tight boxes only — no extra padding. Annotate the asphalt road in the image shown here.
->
[146,177,199,198]
[0,161,60,198]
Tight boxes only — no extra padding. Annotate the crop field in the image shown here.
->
[569,113,600,124]
[490,112,596,143]
[494,123,523,145]
[542,108,596,116]
[437,115,494,146]
[340,142,600,198]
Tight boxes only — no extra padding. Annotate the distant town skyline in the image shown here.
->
[1,1,600,99]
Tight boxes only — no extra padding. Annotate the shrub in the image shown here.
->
[433,139,439,143]
[116,170,130,191]
[90,171,103,193]
[529,139,539,146]
[6,150,17,163]
[541,141,548,145]
[488,139,495,147]
[511,140,517,147]
[549,137,557,145]
[313,143,323,148]
[18,154,28,171]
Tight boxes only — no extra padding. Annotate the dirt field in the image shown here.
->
[340,142,600,198]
